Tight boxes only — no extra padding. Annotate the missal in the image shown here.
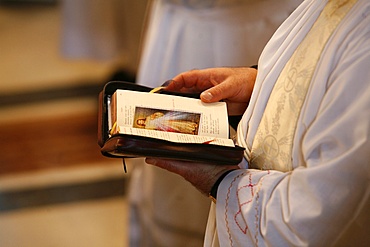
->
[98,81,245,166]
[109,89,234,147]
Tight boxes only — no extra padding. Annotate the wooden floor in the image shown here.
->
[0,3,142,246]
[0,111,107,175]
[0,99,131,245]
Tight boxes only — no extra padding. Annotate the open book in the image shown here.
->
[109,89,235,147]
[98,81,245,166]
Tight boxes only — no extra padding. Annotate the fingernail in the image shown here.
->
[201,91,213,101]
[145,158,156,165]
[162,80,174,86]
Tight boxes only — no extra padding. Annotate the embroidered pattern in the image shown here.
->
[250,0,358,172]
[225,172,244,246]
[223,0,358,245]
[234,173,256,234]
[225,170,270,246]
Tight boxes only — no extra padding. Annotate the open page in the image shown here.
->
[111,89,234,147]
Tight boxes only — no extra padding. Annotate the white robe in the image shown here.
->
[128,0,303,246]
[136,0,303,87]
[206,0,370,246]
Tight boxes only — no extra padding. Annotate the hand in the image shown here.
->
[145,158,240,196]
[166,67,257,115]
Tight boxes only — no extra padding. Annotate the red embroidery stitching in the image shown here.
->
[225,171,246,246]
[225,170,270,246]
[234,173,259,234]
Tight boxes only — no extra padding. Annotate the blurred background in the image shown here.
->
[0,0,148,246]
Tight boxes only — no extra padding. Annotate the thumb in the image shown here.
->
[200,80,236,103]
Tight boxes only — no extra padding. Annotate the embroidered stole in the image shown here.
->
[250,0,357,172]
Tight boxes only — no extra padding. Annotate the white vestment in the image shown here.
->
[205,0,370,246]
[128,0,303,246]
[136,0,303,86]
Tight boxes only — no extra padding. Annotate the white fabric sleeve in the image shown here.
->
[215,4,370,247]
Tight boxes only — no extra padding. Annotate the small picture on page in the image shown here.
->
[133,107,201,135]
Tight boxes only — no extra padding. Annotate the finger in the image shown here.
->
[168,69,215,92]
[201,68,256,104]
[145,158,157,165]
[200,78,241,103]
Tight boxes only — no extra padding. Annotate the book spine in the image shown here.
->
[110,92,118,135]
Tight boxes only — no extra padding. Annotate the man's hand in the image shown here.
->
[166,67,257,116]
[148,68,253,195]
[145,158,239,196]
